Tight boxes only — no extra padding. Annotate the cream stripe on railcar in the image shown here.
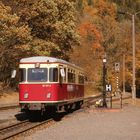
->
[20,56,83,71]
[19,63,58,68]
[19,97,84,104]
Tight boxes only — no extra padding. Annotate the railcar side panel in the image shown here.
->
[19,83,84,103]
[19,84,59,101]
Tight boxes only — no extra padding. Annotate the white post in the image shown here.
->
[123,54,125,95]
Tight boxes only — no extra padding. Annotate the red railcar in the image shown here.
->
[19,56,84,113]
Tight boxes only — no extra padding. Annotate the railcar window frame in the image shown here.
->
[19,68,26,82]
[59,67,67,83]
[49,67,58,82]
[27,68,48,82]
[78,74,84,84]
[68,69,76,83]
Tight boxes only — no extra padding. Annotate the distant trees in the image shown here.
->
[1,0,140,94]
[71,0,118,89]
[113,0,140,91]
[71,0,140,92]
[110,0,140,12]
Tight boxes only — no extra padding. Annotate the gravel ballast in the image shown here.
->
[24,102,140,140]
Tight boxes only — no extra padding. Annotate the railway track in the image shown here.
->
[0,95,101,140]
[0,119,54,140]
[0,93,131,111]
[0,94,131,140]
[0,105,19,111]
[84,94,132,107]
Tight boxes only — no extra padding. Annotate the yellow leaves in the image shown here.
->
[0,1,34,52]
[30,38,60,56]
[84,6,98,16]
[0,2,19,25]
[9,15,19,25]
[16,25,32,42]
[94,0,117,18]
[14,44,30,52]
[0,1,11,14]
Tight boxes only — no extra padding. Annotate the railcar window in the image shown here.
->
[78,75,84,84]
[28,68,48,82]
[73,73,76,83]
[59,68,66,83]
[68,71,75,83]
[19,68,26,82]
[49,68,58,82]
[63,68,66,82]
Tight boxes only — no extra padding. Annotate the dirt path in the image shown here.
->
[0,90,18,106]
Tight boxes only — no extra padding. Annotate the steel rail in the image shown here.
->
[0,105,19,111]
[0,119,53,140]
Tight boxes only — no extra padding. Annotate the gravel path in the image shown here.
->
[23,101,140,140]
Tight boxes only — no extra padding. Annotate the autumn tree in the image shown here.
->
[0,0,79,89]
[71,0,104,93]
[0,1,32,88]
[3,0,79,60]
[1,0,140,95]
[71,0,120,92]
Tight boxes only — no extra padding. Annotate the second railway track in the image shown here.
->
[0,105,19,111]
[0,119,53,140]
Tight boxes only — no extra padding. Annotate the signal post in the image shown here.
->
[102,57,107,108]
[115,62,122,108]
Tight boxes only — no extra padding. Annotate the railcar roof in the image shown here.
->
[20,56,68,63]
[20,56,83,70]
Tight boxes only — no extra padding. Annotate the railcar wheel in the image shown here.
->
[64,104,73,113]
[76,101,83,109]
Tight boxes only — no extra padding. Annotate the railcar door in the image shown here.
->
[58,66,67,100]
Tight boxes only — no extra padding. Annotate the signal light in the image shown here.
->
[115,63,120,72]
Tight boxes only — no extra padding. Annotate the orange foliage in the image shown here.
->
[77,22,102,41]
[92,42,103,50]
[95,0,116,17]
[84,6,98,16]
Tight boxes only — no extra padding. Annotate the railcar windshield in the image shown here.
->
[28,68,48,82]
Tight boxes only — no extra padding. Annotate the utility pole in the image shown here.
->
[118,11,140,99]
[132,14,136,99]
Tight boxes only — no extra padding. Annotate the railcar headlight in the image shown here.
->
[47,93,51,99]
[24,93,29,99]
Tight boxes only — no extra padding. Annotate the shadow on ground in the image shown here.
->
[15,109,76,123]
